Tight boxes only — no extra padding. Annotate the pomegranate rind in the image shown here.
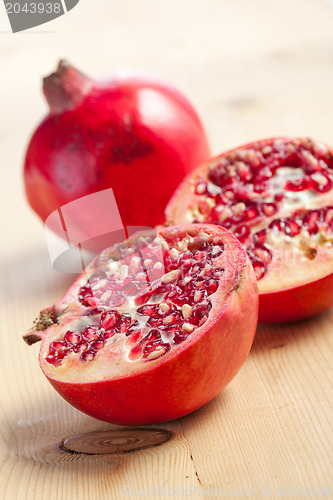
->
[259,271,333,323]
[24,62,210,237]
[166,138,333,323]
[48,262,257,425]
[32,224,258,425]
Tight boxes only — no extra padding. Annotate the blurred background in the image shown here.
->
[2,0,333,265]
[2,0,333,154]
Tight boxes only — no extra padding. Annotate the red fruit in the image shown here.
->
[166,137,333,323]
[24,60,210,246]
[24,224,258,425]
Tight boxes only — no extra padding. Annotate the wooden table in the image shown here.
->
[1,0,332,498]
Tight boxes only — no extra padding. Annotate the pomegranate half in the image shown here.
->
[25,224,258,425]
[24,60,210,246]
[166,137,333,323]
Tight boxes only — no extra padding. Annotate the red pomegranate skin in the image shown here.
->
[258,272,333,323]
[28,224,258,425]
[24,62,210,232]
[48,280,257,426]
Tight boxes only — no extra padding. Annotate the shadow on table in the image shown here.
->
[252,308,333,353]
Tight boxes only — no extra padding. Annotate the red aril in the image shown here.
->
[24,61,210,248]
[166,137,333,323]
[25,224,258,425]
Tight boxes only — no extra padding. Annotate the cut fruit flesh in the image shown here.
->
[166,138,333,322]
[25,224,258,424]
[28,225,254,380]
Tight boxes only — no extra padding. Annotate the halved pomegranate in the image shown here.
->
[166,138,333,323]
[25,224,258,425]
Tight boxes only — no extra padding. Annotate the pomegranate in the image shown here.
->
[25,224,258,425]
[23,61,210,248]
[166,137,333,323]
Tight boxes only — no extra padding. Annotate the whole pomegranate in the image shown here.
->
[25,224,258,425]
[166,137,333,323]
[24,61,210,241]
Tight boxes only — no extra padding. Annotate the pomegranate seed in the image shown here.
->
[99,310,120,330]
[269,219,284,233]
[81,350,96,362]
[73,340,89,354]
[211,244,223,257]
[195,182,207,195]
[159,302,171,314]
[303,210,320,235]
[300,150,322,173]
[134,291,153,306]
[181,304,192,319]
[169,248,179,258]
[124,320,140,336]
[198,200,211,215]
[253,230,266,245]
[146,329,162,342]
[310,172,333,193]
[128,344,143,361]
[323,207,333,226]
[173,331,189,344]
[284,218,301,237]
[116,314,132,334]
[223,190,235,201]
[45,355,62,367]
[255,166,272,182]
[189,310,203,326]
[144,343,171,361]
[78,285,96,307]
[182,323,194,333]
[162,270,180,284]
[90,340,104,351]
[194,250,206,260]
[83,327,99,342]
[208,279,219,294]
[253,183,269,194]
[285,177,311,192]
[119,264,129,280]
[236,161,252,182]
[242,205,259,222]
[46,350,66,364]
[64,331,81,346]
[107,292,126,308]
[50,341,67,352]
[129,255,141,273]
[163,314,176,325]
[252,261,266,280]
[234,225,250,243]
[102,329,116,340]
[236,186,261,202]
[198,315,209,327]
[125,329,143,347]
[252,244,272,265]
[137,304,159,317]
[262,145,273,156]
[261,203,278,217]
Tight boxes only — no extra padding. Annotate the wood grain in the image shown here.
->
[1,0,333,498]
